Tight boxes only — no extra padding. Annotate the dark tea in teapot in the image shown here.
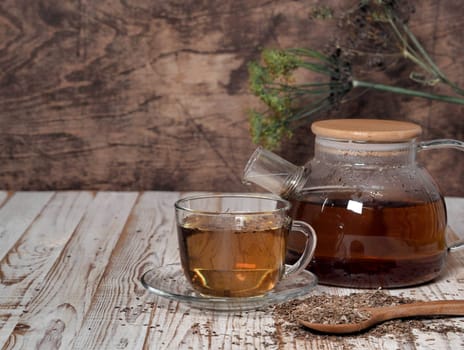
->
[286,191,447,288]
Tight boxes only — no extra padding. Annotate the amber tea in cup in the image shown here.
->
[175,194,317,298]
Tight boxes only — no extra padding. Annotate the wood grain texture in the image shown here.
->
[2,192,138,349]
[0,1,462,195]
[0,192,93,346]
[0,192,54,261]
[0,192,463,349]
[70,191,180,349]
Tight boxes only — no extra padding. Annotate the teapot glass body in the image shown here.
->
[286,136,447,288]
[243,119,464,288]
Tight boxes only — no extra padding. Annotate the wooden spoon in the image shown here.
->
[298,300,464,334]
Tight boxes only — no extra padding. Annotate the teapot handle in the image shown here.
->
[417,139,464,252]
[417,139,464,152]
[447,228,464,253]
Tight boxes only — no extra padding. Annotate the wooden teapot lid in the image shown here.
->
[311,119,422,142]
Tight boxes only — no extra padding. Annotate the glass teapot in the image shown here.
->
[243,119,464,288]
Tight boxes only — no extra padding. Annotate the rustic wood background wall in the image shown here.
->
[0,0,463,195]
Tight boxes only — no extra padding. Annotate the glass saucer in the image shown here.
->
[140,263,317,311]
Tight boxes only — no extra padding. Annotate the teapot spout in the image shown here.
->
[242,146,309,197]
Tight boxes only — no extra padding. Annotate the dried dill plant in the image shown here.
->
[248,0,464,149]
[309,5,334,20]
[339,0,464,93]
[337,0,416,68]
[248,48,351,149]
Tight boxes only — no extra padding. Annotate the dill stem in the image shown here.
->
[352,80,464,105]
[388,13,464,96]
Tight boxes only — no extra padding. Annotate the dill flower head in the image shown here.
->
[247,48,353,149]
[249,110,292,151]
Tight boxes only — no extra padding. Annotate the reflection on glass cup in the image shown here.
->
[175,194,317,298]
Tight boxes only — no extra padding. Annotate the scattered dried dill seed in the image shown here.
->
[294,297,372,325]
[275,290,412,328]
[272,290,464,344]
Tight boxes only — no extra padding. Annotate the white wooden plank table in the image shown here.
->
[0,192,463,349]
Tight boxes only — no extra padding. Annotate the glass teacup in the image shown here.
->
[175,193,317,298]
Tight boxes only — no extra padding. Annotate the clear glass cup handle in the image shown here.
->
[283,220,317,278]
[418,138,464,251]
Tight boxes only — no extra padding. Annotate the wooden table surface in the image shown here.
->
[0,191,463,350]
